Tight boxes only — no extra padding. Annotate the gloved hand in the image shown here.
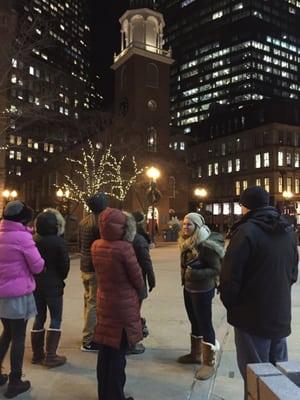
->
[147,270,156,292]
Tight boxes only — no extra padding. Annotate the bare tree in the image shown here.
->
[60,140,144,208]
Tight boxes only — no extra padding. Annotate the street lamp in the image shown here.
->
[146,166,161,244]
[56,188,70,215]
[2,189,18,205]
[194,187,207,211]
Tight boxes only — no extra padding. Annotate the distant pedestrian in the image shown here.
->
[32,209,70,368]
[91,208,145,400]
[127,211,156,354]
[178,212,224,381]
[220,186,299,399]
[0,201,44,398]
[78,192,107,352]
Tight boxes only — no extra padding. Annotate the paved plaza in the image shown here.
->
[0,243,299,400]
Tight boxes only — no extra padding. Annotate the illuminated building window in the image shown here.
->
[49,144,54,153]
[235,181,241,195]
[197,166,202,178]
[34,142,39,150]
[44,143,49,152]
[235,158,240,172]
[287,177,292,192]
[9,150,15,159]
[295,153,300,168]
[16,136,22,145]
[263,152,270,167]
[28,139,33,148]
[147,127,157,152]
[264,177,270,192]
[16,166,21,176]
[255,154,261,168]
[208,164,213,176]
[9,135,15,144]
[256,178,261,186]
[295,178,299,194]
[227,160,232,173]
[278,151,284,166]
[243,180,248,190]
[214,162,219,175]
[29,66,34,75]
[286,152,292,166]
[27,156,32,163]
[278,176,283,193]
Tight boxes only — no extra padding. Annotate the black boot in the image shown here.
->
[0,372,8,386]
[4,377,30,399]
[31,329,45,364]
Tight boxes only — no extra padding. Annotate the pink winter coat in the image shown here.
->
[0,219,45,298]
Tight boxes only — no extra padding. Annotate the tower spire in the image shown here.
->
[129,0,157,10]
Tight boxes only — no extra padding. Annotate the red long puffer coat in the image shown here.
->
[91,208,144,349]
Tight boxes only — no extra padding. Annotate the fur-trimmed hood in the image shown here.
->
[202,232,225,259]
[43,208,65,236]
[99,208,136,242]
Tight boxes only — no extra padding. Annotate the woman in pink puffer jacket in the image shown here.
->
[0,201,44,398]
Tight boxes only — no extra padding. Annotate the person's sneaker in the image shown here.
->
[126,342,145,355]
[4,379,30,398]
[80,341,100,352]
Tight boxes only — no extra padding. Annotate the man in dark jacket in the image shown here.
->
[78,192,107,351]
[220,186,299,399]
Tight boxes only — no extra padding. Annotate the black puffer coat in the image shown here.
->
[133,233,155,298]
[220,207,299,339]
[34,211,70,297]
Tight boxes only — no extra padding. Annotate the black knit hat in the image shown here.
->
[132,211,145,224]
[86,192,107,213]
[240,186,270,210]
[3,200,33,225]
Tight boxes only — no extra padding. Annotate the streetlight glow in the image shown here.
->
[56,189,63,198]
[2,190,10,199]
[283,190,293,199]
[10,190,18,199]
[146,166,160,181]
[194,188,208,198]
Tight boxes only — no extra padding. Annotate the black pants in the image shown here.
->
[33,294,63,330]
[183,288,215,344]
[97,332,128,400]
[0,318,27,380]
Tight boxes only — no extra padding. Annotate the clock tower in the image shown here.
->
[111,1,174,153]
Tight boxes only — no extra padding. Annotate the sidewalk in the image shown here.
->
[0,243,298,400]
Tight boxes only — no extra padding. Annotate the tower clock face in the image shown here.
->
[147,99,157,111]
[119,97,129,117]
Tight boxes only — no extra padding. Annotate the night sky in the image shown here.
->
[91,1,130,107]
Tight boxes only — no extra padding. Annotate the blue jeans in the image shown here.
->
[183,288,215,344]
[33,294,63,330]
[234,328,288,399]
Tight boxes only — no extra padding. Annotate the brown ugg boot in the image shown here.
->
[177,335,202,364]
[196,340,219,380]
[31,329,45,364]
[43,329,66,368]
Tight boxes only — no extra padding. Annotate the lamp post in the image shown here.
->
[283,190,294,214]
[194,187,208,211]
[146,166,161,244]
[56,188,70,216]
[2,189,18,206]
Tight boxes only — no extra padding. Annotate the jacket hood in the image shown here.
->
[43,208,65,235]
[35,211,58,236]
[232,206,293,235]
[99,208,136,242]
[202,231,225,258]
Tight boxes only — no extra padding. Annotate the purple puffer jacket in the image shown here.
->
[0,219,45,298]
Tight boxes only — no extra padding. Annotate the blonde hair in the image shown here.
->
[178,216,210,252]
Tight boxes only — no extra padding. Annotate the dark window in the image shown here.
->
[146,63,159,88]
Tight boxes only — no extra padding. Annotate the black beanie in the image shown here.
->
[86,192,107,213]
[3,200,33,225]
[240,186,269,210]
[132,211,145,224]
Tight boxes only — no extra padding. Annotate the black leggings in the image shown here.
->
[183,288,215,344]
[0,318,27,380]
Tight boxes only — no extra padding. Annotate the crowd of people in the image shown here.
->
[0,185,298,400]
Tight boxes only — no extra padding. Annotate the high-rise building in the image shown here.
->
[159,0,300,132]
[159,0,300,229]
[1,0,101,194]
